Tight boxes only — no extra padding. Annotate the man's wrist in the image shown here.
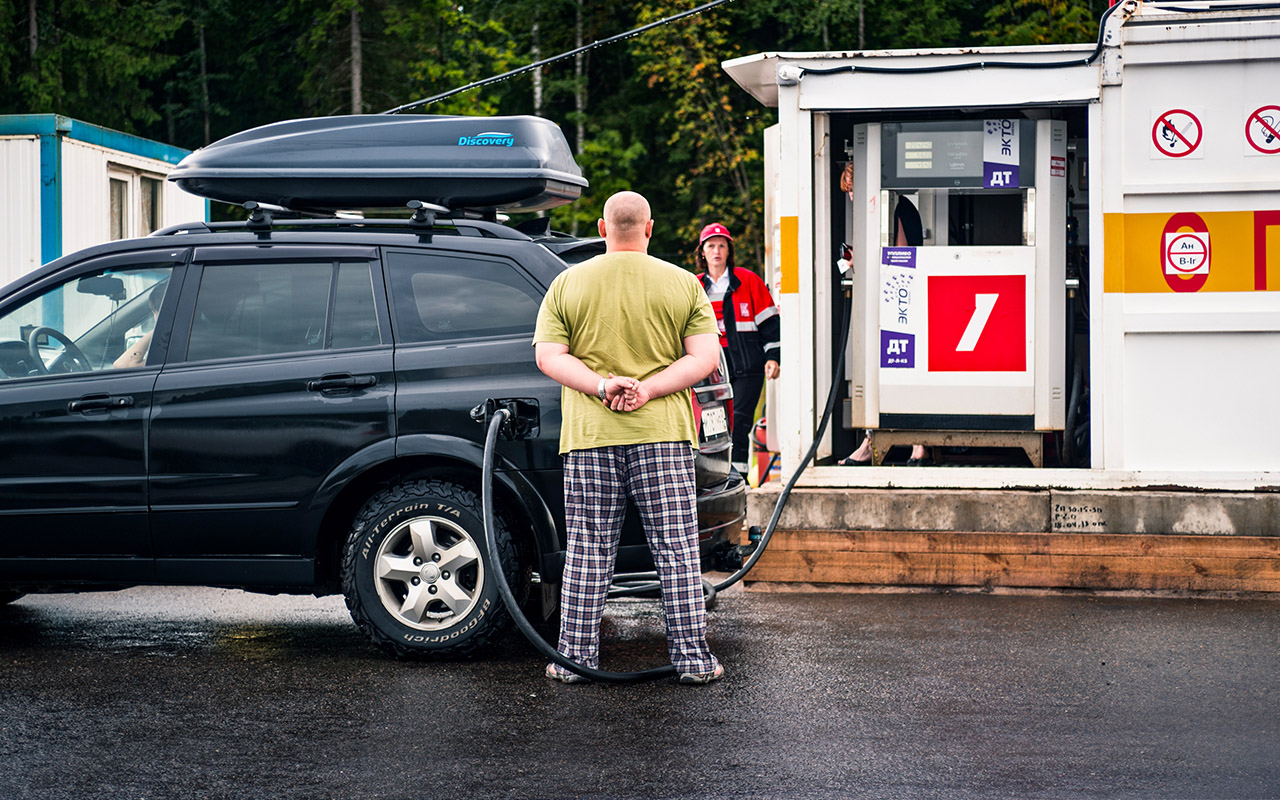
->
[596,376,607,400]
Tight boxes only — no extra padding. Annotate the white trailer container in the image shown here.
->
[725,0,1280,491]
[0,115,206,289]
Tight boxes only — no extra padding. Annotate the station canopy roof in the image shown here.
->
[722,44,1100,110]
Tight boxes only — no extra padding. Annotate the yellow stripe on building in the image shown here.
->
[1105,209,1280,293]
[780,215,799,294]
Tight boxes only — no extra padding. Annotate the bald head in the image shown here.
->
[599,191,653,252]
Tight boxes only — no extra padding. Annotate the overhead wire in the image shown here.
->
[799,0,1128,78]
[797,1,1280,80]
[382,0,736,114]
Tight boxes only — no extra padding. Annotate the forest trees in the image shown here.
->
[0,0,1108,267]
[3,0,182,133]
[632,1,769,267]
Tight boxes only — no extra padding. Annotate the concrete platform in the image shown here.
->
[744,483,1280,593]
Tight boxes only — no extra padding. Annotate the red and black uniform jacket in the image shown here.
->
[697,267,781,379]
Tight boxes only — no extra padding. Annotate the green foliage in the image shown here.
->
[0,1,15,87]
[382,0,519,116]
[3,0,183,132]
[547,126,647,237]
[630,0,771,269]
[870,0,968,49]
[289,0,365,116]
[283,0,519,117]
[0,0,1113,245]
[736,0,979,51]
[978,0,1099,46]
[156,1,230,147]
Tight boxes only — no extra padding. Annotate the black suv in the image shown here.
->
[0,116,746,659]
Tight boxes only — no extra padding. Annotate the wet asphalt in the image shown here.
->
[1,584,1277,800]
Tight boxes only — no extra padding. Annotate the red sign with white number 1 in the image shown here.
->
[928,275,1027,372]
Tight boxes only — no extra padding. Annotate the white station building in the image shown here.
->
[724,1,1280,592]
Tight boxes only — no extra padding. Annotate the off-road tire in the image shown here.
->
[342,480,519,659]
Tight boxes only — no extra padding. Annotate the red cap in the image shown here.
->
[699,222,732,245]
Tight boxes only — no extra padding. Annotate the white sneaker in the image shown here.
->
[545,663,590,684]
[677,663,725,685]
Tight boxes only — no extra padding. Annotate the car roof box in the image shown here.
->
[168,114,588,213]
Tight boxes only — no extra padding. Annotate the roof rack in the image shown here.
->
[150,201,533,241]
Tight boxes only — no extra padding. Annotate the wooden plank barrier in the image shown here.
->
[742,530,1280,592]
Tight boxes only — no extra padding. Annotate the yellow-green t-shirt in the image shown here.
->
[533,251,718,454]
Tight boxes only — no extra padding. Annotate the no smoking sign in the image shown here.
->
[1246,105,1280,155]
[1164,231,1210,275]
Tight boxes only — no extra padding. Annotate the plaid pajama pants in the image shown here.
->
[553,441,719,676]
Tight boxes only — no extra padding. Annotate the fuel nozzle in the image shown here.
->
[469,398,541,441]
[737,525,763,560]
[836,242,854,275]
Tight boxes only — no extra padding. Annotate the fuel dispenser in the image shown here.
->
[846,118,1067,465]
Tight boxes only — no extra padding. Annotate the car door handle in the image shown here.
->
[307,374,378,392]
[68,394,135,413]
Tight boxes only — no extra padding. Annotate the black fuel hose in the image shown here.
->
[707,288,852,593]
[480,289,852,682]
[592,289,852,601]
[481,410,675,683]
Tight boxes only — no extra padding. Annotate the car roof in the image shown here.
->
[1,215,589,300]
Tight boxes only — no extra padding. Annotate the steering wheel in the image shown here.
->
[27,326,93,374]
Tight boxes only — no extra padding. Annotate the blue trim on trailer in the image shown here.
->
[62,118,190,165]
[36,124,63,266]
[0,113,71,136]
[0,114,190,165]
[32,123,64,328]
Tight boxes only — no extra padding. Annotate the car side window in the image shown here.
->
[187,260,380,362]
[331,262,381,350]
[0,265,175,379]
[385,250,541,343]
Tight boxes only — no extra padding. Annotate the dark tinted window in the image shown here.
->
[386,251,541,343]
[331,263,380,349]
[188,261,379,361]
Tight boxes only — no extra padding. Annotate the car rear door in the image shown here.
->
[384,246,562,468]
[147,245,394,585]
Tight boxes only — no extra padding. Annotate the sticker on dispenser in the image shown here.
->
[881,247,916,268]
[880,262,920,369]
[1245,105,1280,155]
[1151,108,1203,158]
[880,330,915,369]
[928,274,1027,372]
[983,119,1021,188]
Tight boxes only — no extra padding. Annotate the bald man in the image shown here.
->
[533,191,725,685]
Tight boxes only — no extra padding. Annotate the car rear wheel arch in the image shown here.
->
[314,452,555,597]
[340,477,524,658]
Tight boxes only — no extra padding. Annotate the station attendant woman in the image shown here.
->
[695,223,780,474]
